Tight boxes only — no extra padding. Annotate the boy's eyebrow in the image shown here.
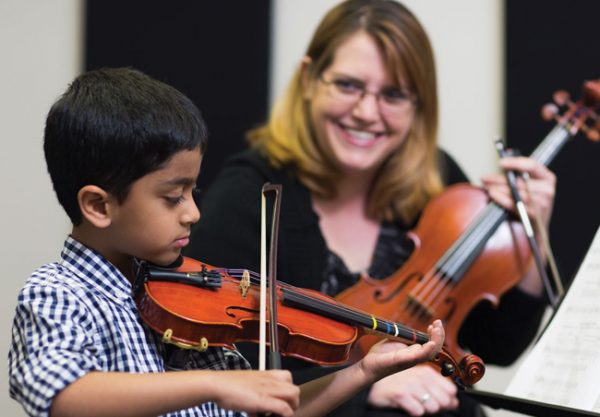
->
[160,177,197,187]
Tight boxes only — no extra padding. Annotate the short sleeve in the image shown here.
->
[9,276,101,417]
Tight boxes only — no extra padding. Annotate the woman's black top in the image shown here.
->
[185,148,546,417]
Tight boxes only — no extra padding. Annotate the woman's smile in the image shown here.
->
[335,121,386,148]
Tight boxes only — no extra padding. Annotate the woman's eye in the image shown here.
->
[381,88,411,103]
[334,79,363,93]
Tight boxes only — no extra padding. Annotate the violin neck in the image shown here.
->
[436,122,574,281]
[280,288,429,344]
[528,123,572,166]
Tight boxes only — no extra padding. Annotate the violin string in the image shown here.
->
[531,125,568,165]
[425,204,505,312]
[281,287,429,342]
[226,265,440,333]
[405,217,484,317]
[401,238,475,321]
[413,201,506,315]
[227,269,428,340]
[403,268,442,321]
[225,269,366,324]
[406,207,489,316]
[419,124,569,313]
[219,267,428,341]
[223,264,435,329]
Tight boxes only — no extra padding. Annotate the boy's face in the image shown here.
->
[104,147,202,269]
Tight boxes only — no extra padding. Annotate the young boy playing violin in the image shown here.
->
[8,67,444,417]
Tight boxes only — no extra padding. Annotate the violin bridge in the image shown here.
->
[406,295,434,320]
[162,328,209,352]
[240,270,250,299]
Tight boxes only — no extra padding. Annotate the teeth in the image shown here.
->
[346,128,376,141]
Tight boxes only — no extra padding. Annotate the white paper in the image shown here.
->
[505,226,600,412]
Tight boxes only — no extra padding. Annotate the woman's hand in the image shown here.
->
[481,156,557,296]
[294,322,443,417]
[367,365,459,416]
[480,156,556,228]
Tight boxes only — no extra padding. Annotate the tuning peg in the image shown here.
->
[541,103,559,121]
[553,90,570,106]
[583,80,600,105]
[583,126,600,142]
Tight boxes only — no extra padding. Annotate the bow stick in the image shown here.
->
[259,183,283,371]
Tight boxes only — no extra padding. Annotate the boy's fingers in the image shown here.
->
[267,399,295,417]
[265,373,300,410]
[267,369,294,383]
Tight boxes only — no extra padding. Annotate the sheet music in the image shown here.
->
[505,226,600,412]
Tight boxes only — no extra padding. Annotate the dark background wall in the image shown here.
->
[505,0,600,287]
[85,0,272,190]
[85,0,599,289]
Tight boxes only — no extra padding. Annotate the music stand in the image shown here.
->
[466,389,600,417]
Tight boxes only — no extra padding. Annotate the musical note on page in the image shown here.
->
[505,226,600,412]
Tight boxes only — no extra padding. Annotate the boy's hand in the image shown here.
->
[358,320,444,385]
[212,369,300,417]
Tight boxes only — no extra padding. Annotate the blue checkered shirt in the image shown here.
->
[9,236,250,417]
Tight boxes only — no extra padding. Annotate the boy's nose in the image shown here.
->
[182,198,201,225]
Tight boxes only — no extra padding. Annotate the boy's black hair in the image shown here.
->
[44,67,208,225]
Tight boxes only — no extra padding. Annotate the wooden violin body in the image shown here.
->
[337,184,530,359]
[135,256,485,386]
[137,257,358,365]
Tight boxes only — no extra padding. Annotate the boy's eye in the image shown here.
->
[164,195,185,206]
[164,187,201,207]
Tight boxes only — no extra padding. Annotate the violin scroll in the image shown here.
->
[433,349,485,388]
[541,80,600,141]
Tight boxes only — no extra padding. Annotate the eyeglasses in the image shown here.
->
[319,75,416,115]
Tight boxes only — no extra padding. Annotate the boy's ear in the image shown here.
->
[77,185,113,228]
[300,56,315,100]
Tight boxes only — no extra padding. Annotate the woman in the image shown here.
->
[186,1,555,416]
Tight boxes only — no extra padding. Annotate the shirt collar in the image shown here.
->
[60,235,133,302]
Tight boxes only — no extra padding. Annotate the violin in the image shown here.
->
[133,255,485,387]
[337,80,600,360]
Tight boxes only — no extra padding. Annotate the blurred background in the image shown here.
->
[1,1,598,416]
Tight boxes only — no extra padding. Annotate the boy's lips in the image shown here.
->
[174,236,190,248]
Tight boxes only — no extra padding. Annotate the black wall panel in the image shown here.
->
[506,0,600,286]
[85,1,272,190]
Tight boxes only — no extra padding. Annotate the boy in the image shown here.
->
[8,68,443,417]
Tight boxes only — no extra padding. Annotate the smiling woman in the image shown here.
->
[185,1,556,416]
[305,31,417,180]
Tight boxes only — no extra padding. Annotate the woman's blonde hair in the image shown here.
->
[248,0,443,225]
